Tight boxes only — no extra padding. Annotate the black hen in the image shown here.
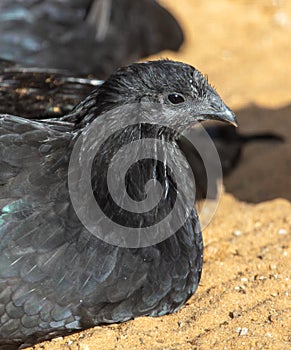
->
[0,60,236,348]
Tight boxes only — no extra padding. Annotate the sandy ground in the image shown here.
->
[29,1,291,349]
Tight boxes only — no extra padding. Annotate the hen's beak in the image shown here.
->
[213,103,238,127]
[195,88,238,127]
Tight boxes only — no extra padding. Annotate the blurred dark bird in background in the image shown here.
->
[0,0,184,78]
[0,60,236,349]
[0,58,283,202]
[179,124,284,199]
[200,124,284,176]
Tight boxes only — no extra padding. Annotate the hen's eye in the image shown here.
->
[168,93,185,104]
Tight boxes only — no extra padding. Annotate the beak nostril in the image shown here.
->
[199,95,238,127]
[210,102,220,110]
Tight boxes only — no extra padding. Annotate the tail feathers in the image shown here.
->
[240,132,284,143]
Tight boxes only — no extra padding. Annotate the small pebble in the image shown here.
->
[52,336,64,342]
[278,228,287,235]
[237,327,248,336]
[233,230,241,236]
[234,285,246,293]
[269,264,277,270]
[229,310,240,319]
